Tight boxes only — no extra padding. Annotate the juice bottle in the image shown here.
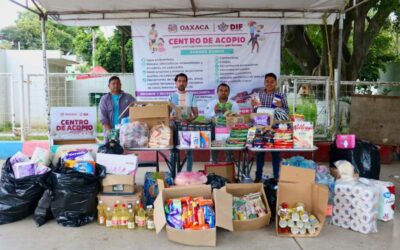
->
[97,200,106,225]
[105,207,113,228]
[120,204,129,229]
[134,200,140,225]
[136,204,146,229]
[112,204,120,229]
[127,209,136,230]
[146,205,155,231]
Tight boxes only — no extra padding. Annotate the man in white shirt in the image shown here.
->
[205,83,240,163]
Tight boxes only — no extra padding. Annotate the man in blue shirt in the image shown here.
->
[169,73,198,172]
[99,76,135,136]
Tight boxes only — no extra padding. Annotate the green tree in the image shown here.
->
[0,11,76,53]
[283,0,400,80]
[73,27,106,65]
[96,29,133,73]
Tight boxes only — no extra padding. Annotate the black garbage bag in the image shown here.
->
[330,139,380,179]
[33,189,53,227]
[206,173,228,190]
[34,161,106,227]
[263,178,278,220]
[0,158,51,225]
[98,140,124,154]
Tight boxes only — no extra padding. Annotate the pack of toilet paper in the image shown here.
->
[332,179,379,234]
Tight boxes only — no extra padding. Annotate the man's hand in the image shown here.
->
[274,100,282,108]
[214,104,220,113]
[251,98,258,107]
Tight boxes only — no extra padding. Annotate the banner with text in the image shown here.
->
[132,19,281,112]
[50,107,97,140]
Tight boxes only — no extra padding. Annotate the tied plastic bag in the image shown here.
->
[206,173,228,190]
[33,160,106,227]
[149,124,171,148]
[0,158,51,225]
[175,172,208,186]
[98,140,124,155]
[119,121,149,148]
[330,139,380,180]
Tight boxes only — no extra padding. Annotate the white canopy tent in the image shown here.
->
[10,0,358,136]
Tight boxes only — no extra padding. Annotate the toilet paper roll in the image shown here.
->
[339,207,352,218]
[339,218,351,229]
[358,212,377,224]
[332,215,341,227]
[351,209,359,219]
[334,196,343,206]
[350,220,360,232]
[359,189,375,201]
[359,201,378,212]
[334,185,343,195]
[358,222,375,234]
[333,206,342,216]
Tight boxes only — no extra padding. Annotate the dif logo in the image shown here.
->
[218,22,243,32]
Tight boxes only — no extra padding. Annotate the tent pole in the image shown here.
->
[41,14,50,140]
[335,13,345,136]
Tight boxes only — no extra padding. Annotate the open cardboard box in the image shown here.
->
[276,166,329,237]
[154,183,218,247]
[129,102,170,128]
[102,174,135,194]
[204,162,236,183]
[214,183,271,231]
[129,102,172,146]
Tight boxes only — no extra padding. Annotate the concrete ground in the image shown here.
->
[0,159,399,250]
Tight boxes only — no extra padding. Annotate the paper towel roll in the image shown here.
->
[358,212,377,224]
[350,220,360,232]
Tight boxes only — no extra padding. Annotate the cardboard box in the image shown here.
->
[214,183,271,231]
[154,184,217,246]
[204,162,236,183]
[129,102,170,129]
[102,174,135,194]
[98,186,143,208]
[226,115,245,128]
[276,166,329,237]
[96,153,138,176]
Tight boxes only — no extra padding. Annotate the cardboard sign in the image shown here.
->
[50,107,97,141]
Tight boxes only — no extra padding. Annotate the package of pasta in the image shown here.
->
[148,124,172,148]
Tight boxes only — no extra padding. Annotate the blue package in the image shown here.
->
[72,161,95,175]
[144,172,174,206]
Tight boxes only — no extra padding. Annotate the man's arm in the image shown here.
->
[204,100,216,120]
[99,96,111,131]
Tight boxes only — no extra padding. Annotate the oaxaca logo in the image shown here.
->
[168,24,178,33]
[218,22,229,32]
[180,24,209,31]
